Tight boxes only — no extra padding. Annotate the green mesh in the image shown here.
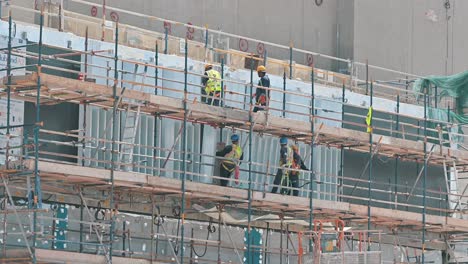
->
[413,71,468,110]
[413,71,468,144]
[428,107,463,144]
[413,71,468,107]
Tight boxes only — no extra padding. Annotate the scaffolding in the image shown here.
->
[0,2,467,264]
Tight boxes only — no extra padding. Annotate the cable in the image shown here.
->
[153,206,165,226]
[94,201,106,221]
[172,205,181,255]
[192,219,216,258]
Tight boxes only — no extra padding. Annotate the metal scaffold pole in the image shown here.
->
[180,38,189,264]
[289,43,293,79]
[394,95,400,209]
[282,70,286,118]
[153,42,159,176]
[247,54,254,264]
[109,22,120,261]
[164,27,168,55]
[367,81,373,250]
[32,8,44,264]
[340,81,345,201]
[7,11,12,136]
[221,56,224,108]
[422,92,428,263]
[309,66,315,252]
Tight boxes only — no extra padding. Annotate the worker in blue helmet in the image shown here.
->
[216,134,244,187]
[271,136,308,196]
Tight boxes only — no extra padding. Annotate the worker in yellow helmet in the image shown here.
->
[201,64,222,106]
[253,65,270,112]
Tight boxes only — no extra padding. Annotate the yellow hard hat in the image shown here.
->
[205,64,213,71]
[257,65,266,72]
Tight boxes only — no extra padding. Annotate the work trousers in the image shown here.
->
[207,92,220,106]
[220,162,235,187]
[271,169,299,196]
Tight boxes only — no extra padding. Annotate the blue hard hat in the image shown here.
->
[231,134,239,141]
[280,137,288,145]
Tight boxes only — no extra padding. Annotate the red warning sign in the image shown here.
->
[187,22,195,34]
[256,42,265,55]
[90,6,98,17]
[163,21,172,34]
[239,38,248,52]
[307,54,314,67]
[110,11,119,22]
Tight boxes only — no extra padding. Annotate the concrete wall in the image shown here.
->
[353,0,466,80]
[61,0,346,70]
[8,0,468,80]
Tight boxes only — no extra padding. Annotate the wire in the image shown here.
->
[94,201,105,221]
[172,205,181,255]
[192,219,216,258]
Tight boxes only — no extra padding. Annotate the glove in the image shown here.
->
[234,166,240,185]
[258,94,267,104]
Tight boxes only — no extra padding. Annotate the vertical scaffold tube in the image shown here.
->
[109,22,119,261]
[367,82,373,250]
[394,95,400,209]
[180,39,189,264]
[32,9,45,264]
[247,54,254,264]
[282,71,286,118]
[221,57,224,108]
[309,67,315,252]
[289,44,293,79]
[164,27,168,55]
[340,81,345,201]
[422,93,428,263]
[7,12,12,136]
[153,42,159,176]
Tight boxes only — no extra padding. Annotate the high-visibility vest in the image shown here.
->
[222,144,243,172]
[205,69,222,94]
[366,106,373,133]
[280,146,294,167]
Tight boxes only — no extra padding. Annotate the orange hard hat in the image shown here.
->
[257,65,266,72]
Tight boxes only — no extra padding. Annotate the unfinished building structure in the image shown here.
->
[0,1,468,263]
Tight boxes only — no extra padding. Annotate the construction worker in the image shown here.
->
[201,64,222,106]
[271,137,308,196]
[253,65,270,112]
[289,145,308,196]
[216,134,244,187]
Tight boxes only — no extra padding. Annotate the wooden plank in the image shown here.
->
[35,249,157,264]
[22,160,468,233]
[8,73,468,166]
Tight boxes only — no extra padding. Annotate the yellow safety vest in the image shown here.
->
[222,144,243,171]
[280,147,294,167]
[205,69,222,94]
[366,106,373,133]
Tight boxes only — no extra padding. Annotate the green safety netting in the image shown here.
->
[428,107,463,144]
[413,71,468,111]
[413,71,468,144]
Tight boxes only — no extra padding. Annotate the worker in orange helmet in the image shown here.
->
[253,65,270,112]
[201,64,222,106]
